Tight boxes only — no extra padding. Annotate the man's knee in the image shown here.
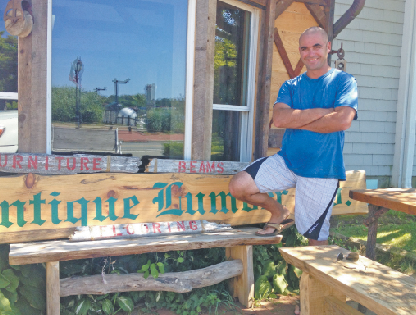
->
[228,171,253,200]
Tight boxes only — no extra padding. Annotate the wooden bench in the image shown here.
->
[279,245,416,315]
[3,159,367,314]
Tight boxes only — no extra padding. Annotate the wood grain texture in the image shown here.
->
[146,159,247,174]
[192,0,216,160]
[324,295,363,315]
[349,189,416,215]
[9,228,283,265]
[280,246,416,315]
[226,245,254,307]
[46,261,60,315]
[60,260,243,297]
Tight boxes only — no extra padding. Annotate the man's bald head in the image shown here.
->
[299,27,328,44]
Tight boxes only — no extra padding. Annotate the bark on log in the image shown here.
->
[60,260,243,297]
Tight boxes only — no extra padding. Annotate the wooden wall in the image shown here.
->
[267,2,318,156]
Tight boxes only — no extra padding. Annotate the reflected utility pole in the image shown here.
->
[112,79,130,104]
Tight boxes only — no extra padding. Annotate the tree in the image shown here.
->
[0,31,18,92]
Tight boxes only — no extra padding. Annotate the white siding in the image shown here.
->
[333,0,405,176]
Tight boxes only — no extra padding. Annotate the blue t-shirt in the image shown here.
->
[276,69,358,180]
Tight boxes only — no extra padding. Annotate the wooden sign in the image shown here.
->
[0,171,367,243]
[146,159,248,174]
[0,154,140,174]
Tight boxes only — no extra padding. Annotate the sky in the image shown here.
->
[1,0,188,99]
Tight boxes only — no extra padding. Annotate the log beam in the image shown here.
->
[60,260,243,297]
[305,3,327,29]
[275,0,294,19]
[46,262,60,315]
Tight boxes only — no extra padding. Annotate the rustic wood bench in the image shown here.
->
[3,158,367,314]
[279,245,416,315]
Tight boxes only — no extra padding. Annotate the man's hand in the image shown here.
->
[273,102,333,129]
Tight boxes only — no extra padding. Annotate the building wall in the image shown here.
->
[333,0,406,180]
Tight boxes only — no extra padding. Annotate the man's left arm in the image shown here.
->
[298,106,356,133]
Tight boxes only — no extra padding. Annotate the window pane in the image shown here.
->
[211,110,241,161]
[51,0,187,159]
[214,1,250,106]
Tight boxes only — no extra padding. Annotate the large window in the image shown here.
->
[212,1,258,162]
[51,0,188,159]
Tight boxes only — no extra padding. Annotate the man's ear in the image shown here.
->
[327,41,332,53]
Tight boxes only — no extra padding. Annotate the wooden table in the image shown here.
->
[349,188,416,259]
[279,245,416,315]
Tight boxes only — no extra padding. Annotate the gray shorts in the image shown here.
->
[243,154,338,241]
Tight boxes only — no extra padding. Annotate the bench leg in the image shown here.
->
[300,273,346,315]
[46,261,60,315]
[225,245,254,308]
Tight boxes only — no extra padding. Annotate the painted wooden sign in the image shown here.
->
[146,159,248,174]
[0,171,366,243]
[0,154,140,174]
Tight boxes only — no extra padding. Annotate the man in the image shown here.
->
[229,27,358,246]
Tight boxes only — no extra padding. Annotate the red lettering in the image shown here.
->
[66,157,76,171]
[144,224,150,234]
[217,162,224,174]
[12,155,23,169]
[93,158,101,170]
[177,221,185,231]
[153,223,161,233]
[45,156,49,170]
[199,161,205,173]
[28,156,38,169]
[167,222,171,233]
[81,157,89,171]
[0,155,7,167]
[178,161,186,173]
[99,225,106,237]
[189,220,197,230]
[190,161,196,173]
[206,161,215,173]
[126,224,134,234]
[55,156,64,170]
[112,225,122,236]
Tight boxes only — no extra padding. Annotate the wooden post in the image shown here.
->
[18,0,49,153]
[365,204,389,260]
[300,273,346,315]
[325,0,335,66]
[225,245,254,307]
[191,0,217,160]
[46,261,60,315]
[254,0,276,159]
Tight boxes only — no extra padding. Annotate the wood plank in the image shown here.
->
[0,154,140,174]
[46,261,60,315]
[226,245,254,307]
[192,0,216,160]
[349,189,416,215]
[279,246,416,315]
[9,228,283,265]
[146,159,247,174]
[268,129,285,148]
[0,171,366,243]
[300,273,346,315]
[324,295,363,315]
[254,0,276,159]
[60,260,243,297]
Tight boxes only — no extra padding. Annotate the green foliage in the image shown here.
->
[0,32,18,93]
[163,142,184,159]
[146,107,184,133]
[52,86,105,123]
[0,244,46,315]
[253,226,307,300]
[60,248,237,314]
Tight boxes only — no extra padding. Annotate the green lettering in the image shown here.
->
[29,192,46,226]
[93,197,106,221]
[65,197,89,226]
[11,200,26,227]
[49,192,61,224]
[242,202,258,212]
[0,201,12,228]
[333,188,342,206]
[227,192,238,213]
[105,197,118,221]
[123,196,139,220]
[185,192,205,215]
[209,192,228,214]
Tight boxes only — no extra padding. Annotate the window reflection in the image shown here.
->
[51,0,187,159]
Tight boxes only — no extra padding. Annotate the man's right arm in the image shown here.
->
[273,102,333,129]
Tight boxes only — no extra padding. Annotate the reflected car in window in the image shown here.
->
[0,111,18,153]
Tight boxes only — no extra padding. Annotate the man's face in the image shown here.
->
[299,32,331,72]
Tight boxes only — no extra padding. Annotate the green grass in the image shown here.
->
[331,210,416,253]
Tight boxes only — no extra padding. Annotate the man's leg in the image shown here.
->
[229,170,289,235]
